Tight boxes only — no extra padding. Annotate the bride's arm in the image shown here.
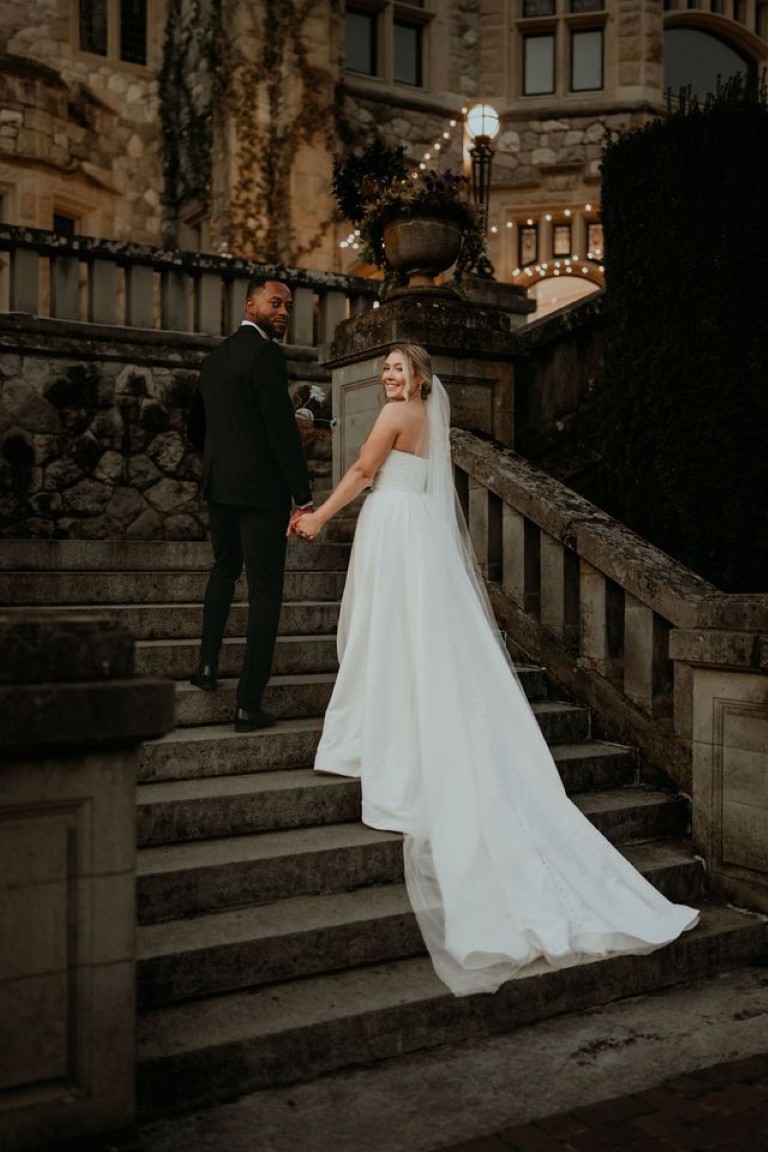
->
[292,406,401,538]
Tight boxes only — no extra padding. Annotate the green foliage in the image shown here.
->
[331,138,487,286]
[227,0,347,263]
[159,0,226,218]
[159,0,347,262]
[600,75,768,591]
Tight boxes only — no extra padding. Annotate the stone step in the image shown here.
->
[135,903,768,1115]
[138,719,631,787]
[51,600,342,640]
[137,717,326,783]
[135,634,339,680]
[135,743,638,846]
[174,673,336,726]
[135,788,690,923]
[136,769,360,846]
[0,538,349,571]
[172,680,589,737]
[137,821,400,924]
[0,568,348,605]
[136,840,706,1008]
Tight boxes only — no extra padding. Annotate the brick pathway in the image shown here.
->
[436,1053,768,1152]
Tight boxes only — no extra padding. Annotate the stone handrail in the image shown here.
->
[0,223,379,344]
[452,429,768,913]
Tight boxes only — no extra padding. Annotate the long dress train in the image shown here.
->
[314,382,698,997]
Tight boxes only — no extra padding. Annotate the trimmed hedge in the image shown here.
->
[600,80,768,591]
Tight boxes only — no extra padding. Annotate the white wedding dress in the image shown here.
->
[314,378,698,996]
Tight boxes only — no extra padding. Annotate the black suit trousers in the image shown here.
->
[200,503,288,711]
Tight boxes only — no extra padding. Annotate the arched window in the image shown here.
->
[664,27,753,102]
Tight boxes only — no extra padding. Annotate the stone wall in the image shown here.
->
[1,2,165,241]
[0,316,332,540]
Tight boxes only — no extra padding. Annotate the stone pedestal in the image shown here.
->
[670,622,768,914]
[446,275,536,324]
[0,613,175,1151]
[322,294,520,484]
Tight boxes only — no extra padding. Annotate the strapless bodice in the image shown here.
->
[372,449,428,494]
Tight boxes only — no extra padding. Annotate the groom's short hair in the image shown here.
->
[246,273,289,300]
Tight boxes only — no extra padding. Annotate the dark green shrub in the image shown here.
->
[600,76,768,591]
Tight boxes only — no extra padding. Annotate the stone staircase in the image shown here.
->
[1,538,766,1120]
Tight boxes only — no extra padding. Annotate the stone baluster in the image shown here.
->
[50,253,80,321]
[503,505,540,613]
[540,532,580,646]
[195,271,223,335]
[624,593,671,716]
[290,286,315,346]
[454,464,469,523]
[468,476,489,569]
[88,258,119,325]
[579,559,608,673]
[10,247,40,313]
[318,290,347,344]
[161,268,190,332]
[125,264,154,328]
[225,276,250,331]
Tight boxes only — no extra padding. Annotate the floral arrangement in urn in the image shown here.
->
[332,138,486,289]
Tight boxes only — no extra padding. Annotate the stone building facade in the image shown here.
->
[1,2,766,313]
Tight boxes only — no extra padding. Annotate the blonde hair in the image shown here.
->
[381,343,433,401]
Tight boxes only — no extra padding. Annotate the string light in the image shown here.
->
[336,99,605,283]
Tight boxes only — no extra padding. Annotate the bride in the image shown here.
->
[292,343,698,996]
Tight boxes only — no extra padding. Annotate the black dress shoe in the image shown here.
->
[234,707,277,732]
[190,664,218,691]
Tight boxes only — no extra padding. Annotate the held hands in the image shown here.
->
[293,509,323,541]
[287,506,309,538]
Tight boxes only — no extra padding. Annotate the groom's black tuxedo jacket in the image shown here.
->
[190,324,311,513]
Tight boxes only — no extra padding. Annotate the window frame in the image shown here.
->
[523,32,556,95]
[515,0,607,101]
[570,25,604,92]
[73,0,150,69]
[343,0,433,89]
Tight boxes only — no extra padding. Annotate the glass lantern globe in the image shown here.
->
[466,103,500,141]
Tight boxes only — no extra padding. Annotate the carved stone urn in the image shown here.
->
[381,215,463,295]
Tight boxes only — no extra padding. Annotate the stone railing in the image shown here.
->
[0,224,378,345]
[452,430,768,914]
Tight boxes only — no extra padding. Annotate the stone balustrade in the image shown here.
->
[452,430,768,914]
[0,224,378,344]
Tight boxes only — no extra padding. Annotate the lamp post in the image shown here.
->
[466,102,500,278]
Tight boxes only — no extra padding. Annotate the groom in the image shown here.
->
[189,275,313,731]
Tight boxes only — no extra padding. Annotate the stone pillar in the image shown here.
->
[125,264,154,329]
[579,559,608,673]
[318,290,348,345]
[290,286,315,346]
[161,268,190,332]
[50,255,80,321]
[670,623,768,914]
[195,272,223,336]
[322,294,520,485]
[88,258,119,326]
[10,247,39,314]
[0,613,175,1151]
